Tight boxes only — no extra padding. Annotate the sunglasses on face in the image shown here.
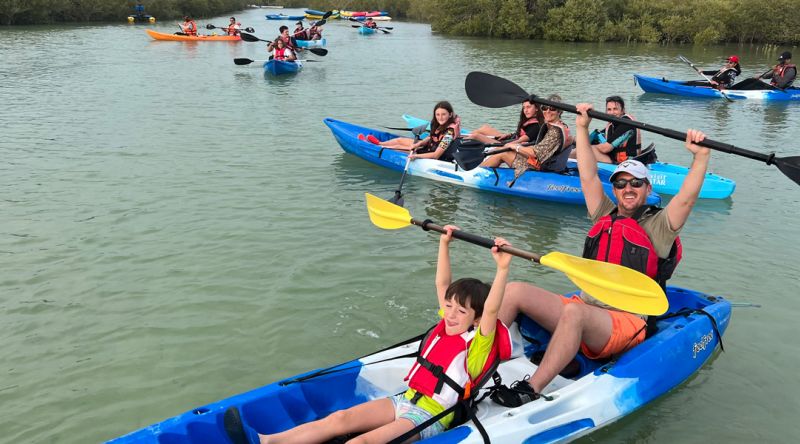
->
[541,105,558,112]
[612,178,647,189]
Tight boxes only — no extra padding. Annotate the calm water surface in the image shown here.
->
[1,8,799,443]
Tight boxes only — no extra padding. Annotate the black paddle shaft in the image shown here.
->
[411,218,542,262]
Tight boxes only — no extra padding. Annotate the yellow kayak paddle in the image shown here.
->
[365,193,668,316]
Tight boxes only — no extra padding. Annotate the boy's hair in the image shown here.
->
[444,278,491,318]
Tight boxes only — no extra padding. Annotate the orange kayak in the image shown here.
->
[145,29,241,41]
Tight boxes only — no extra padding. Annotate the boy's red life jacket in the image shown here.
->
[405,319,512,409]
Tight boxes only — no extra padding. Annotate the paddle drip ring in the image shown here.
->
[420,219,434,231]
[766,152,776,165]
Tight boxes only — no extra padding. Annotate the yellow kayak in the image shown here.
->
[145,29,241,41]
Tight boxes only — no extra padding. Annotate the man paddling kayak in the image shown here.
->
[756,51,797,89]
[490,104,711,407]
[269,26,297,51]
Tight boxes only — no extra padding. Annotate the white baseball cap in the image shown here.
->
[610,160,650,182]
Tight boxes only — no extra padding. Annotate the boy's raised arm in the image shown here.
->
[479,238,512,336]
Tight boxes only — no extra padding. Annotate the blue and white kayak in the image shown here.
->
[294,38,326,48]
[324,118,660,206]
[634,74,800,101]
[357,26,377,35]
[108,286,730,443]
[265,14,305,20]
[263,59,302,76]
[404,114,736,200]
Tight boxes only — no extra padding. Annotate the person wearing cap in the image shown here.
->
[757,51,796,89]
[293,20,305,39]
[488,103,711,408]
[702,55,742,89]
[178,16,197,36]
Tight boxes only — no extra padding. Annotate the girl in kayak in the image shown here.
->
[268,38,296,62]
[225,228,514,444]
[479,94,572,176]
[368,101,462,161]
[466,99,543,145]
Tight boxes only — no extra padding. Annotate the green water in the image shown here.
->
[1,8,798,443]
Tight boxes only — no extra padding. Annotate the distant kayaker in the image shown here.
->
[371,101,461,161]
[306,21,324,40]
[479,94,571,176]
[293,20,305,38]
[225,228,515,444]
[178,16,197,36]
[467,99,543,146]
[580,95,641,164]
[756,51,796,89]
[489,103,710,408]
[268,38,296,62]
[226,17,241,36]
[703,55,741,89]
[364,17,378,29]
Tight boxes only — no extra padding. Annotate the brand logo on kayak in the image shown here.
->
[692,331,714,358]
[546,184,581,193]
[650,174,666,186]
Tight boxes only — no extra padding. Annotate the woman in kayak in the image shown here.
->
[702,55,741,89]
[268,38,296,62]
[479,94,571,176]
[368,101,462,161]
[225,228,514,444]
[178,16,197,36]
[467,99,543,145]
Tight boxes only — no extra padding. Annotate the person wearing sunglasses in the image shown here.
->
[582,96,641,165]
[488,103,711,408]
[702,55,741,89]
[479,95,572,177]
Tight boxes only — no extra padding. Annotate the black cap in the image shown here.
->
[779,51,792,60]
[296,21,303,25]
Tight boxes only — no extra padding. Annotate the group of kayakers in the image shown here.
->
[700,51,795,90]
[225,99,714,443]
[265,21,325,62]
[177,16,242,36]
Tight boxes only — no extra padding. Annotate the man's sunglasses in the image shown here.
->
[541,105,558,112]
[612,178,647,189]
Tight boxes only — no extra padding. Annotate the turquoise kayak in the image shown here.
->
[265,14,305,20]
[108,286,730,443]
[357,26,376,35]
[324,118,660,206]
[294,38,326,48]
[263,59,302,76]
[404,114,736,199]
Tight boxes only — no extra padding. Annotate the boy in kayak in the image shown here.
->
[226,17,241,36]
[269,26,297,51]
[225,228,515,443]
[490,103,711,407]
[178,16,197,36]
[579,95,641,164]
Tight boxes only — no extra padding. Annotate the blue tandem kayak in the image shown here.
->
[324,118,660,206]
[108,286,730,443]
[357,26,377,35]
[403,114,736,200]
[265,14,305,20]
[634,74,800,101]
[263,59,302,76]
[294,38,326,48]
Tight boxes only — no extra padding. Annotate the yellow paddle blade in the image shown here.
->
[365,193,412,229]
[540,252,668,316]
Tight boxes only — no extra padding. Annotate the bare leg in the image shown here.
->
[380,137,415,150]
[480,151,516,168]
[529,303,612,393]
[498,282,566,330]
[591,148,613,163]
[261,398,395,444]
[347,418,418,444]
[466,133,499,144]
[468,124,503,138]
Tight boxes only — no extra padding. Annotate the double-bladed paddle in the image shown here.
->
[386,125,427,206]
[348,17,393,33]
[677,55,734,102]
[364,193,668,316]
[465,71,800,186]
[233,58,320,65]
[205,24,255,33]
[239,32,328,56]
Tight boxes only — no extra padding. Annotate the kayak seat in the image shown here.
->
[539,142,575,173]
[633,143,658,165]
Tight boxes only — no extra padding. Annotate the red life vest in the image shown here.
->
[771,63,797,86]
[405,319,512,409]
[527,120,570,170]
[227,23,241,36]
[582,206,682,286]
[183,20,197,35]
[604,113,641,164]
[274,47,292,61]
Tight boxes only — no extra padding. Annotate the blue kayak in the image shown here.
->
[324,118,660,206]
[265,14,305,20]
[108,286,730,443]
[294,38,326,48]
[263,59,302,76]
[357,26,377,35]
[403,114,736,200]
[634,74,800,101]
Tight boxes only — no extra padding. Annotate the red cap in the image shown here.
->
[727,55,739,63]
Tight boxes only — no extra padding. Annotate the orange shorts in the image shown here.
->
[561,295,646,359]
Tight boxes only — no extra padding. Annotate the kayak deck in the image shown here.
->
[145,29,241,41]
[108,286,730,443]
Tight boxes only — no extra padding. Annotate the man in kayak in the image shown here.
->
[490,104,711,407]
[270,25,297,51]
[580,95,641,164]
[225,17,241,36]
[703,55,742,89]
[756,51,796,89]
[306,21,324,40]
[178,16,197,36]
[293,21,305,39]
[225,228,515,444]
